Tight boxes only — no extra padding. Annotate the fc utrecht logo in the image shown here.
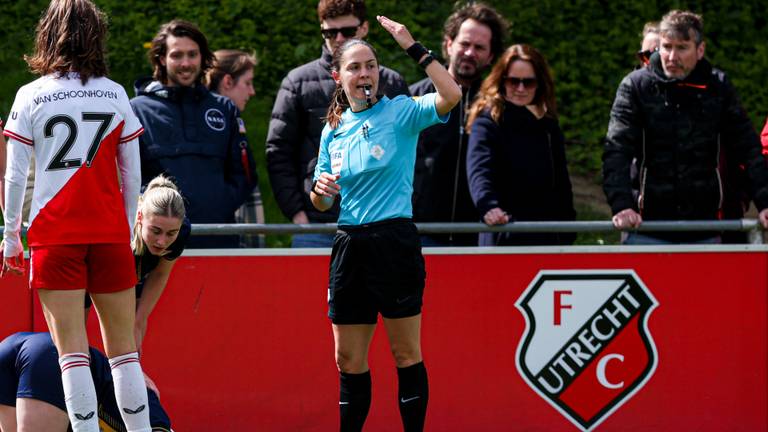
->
[515,270,658,431]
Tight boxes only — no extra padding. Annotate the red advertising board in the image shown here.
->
[2,247,767,431]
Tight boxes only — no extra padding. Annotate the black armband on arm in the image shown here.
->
[418,53,435,69]
[406,42,429,63]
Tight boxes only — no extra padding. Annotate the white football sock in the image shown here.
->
[59,353,99,432]
[109,352,152,432]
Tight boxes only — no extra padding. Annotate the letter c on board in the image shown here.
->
[596,353,624,389]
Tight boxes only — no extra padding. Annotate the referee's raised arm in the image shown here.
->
[377,15,461,115]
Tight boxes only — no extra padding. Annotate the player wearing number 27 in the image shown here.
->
[2,1,152,431]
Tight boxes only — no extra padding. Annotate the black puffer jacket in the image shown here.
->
[603,54,768,228]
[410,76,480,246]
[265,45,409,223]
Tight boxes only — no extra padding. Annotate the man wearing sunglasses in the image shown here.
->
[410,3,508,246]
[636,21,659,67]
[266,0,409,248]
[604,10,768,244]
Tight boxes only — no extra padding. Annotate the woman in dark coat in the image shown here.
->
[466,44,576,246]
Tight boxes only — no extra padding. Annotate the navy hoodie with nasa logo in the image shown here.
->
[130,77,256,248]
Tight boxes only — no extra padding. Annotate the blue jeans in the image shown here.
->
[291,233,335,248]
[623,232,721,245]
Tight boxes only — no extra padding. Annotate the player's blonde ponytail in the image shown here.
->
[132,175,186,256]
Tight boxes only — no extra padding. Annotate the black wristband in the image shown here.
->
[418,53,435,69]
[406,42,429,63]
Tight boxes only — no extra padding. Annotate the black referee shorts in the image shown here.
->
[328,218,426,325]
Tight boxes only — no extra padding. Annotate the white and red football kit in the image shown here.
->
[3,73,142,289]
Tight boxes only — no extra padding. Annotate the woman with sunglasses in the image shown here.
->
[312,15,460,432]
[466,44,576,246]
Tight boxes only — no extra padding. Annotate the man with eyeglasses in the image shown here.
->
[409,3,508,246]
[603,10,768,244]
[266,0,409,248]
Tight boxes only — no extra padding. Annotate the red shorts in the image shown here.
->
[29,243,137,292]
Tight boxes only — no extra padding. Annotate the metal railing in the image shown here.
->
[187,219,766,244]
[3,219,764,244]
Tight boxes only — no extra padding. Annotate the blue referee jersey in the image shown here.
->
[315,94,448,226]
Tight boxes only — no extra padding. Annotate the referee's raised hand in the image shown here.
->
[376,16,415,50]
[377,16,460,115]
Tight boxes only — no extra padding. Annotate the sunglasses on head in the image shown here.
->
[504,77,537,89]
[636,49,655,64]
[321,25,360,39]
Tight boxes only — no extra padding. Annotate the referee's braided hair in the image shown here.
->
[132,175,186,256]
[26,0,109,85]
[325,39,377,129]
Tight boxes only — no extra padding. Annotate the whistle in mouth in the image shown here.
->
[364,85,372,108]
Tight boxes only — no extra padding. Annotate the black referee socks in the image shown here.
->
[339,370,372,432]
[397,361,429,432]
[339,364,428,432]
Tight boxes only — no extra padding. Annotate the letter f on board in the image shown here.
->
[554,290,572,325]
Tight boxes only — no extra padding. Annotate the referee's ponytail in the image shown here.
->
[326,85,350,130]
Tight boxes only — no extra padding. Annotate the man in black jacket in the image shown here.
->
[410,3,507,246]
[265,0,409,248]
[603,10,768,243]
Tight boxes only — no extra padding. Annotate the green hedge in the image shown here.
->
[2,0,767,245]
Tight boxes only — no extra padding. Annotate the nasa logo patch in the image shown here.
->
[204,108,226,131]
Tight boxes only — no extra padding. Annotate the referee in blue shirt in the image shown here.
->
[311,15,460,432]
